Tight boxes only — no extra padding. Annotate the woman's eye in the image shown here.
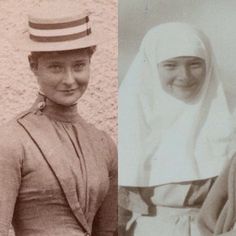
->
[73,63,86,71]
[189,62,202,68]
[163,64,176,70]
[48,64,63,73]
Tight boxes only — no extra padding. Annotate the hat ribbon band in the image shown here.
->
[30,28,91,42]
[29,16,89,30]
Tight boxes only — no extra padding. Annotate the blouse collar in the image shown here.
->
[33,93,79,123]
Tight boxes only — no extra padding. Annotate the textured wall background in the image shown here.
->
[0,0,117,141]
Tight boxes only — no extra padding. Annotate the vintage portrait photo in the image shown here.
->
[118,1,236,235]
[0,0,117,235]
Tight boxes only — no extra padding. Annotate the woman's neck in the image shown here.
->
[35,93,79,123]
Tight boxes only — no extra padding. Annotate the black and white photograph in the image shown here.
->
[118,1,236,235]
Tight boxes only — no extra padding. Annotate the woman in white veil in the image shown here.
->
[119,22,236,236]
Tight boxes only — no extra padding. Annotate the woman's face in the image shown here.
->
[158,56,206,102]
[32,50,90,106]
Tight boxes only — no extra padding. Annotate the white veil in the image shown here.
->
[119,22,236,187]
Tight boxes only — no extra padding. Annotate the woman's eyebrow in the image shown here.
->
[46,60,63,64]
[73,59,88,63]
[188,59,203,63]
[162,60,177,63]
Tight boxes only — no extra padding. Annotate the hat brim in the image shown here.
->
[15,30,102,52]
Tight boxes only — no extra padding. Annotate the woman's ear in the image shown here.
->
[28,55,38,74]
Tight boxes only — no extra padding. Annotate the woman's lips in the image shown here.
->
[173,82,196,88]
[58,88,78,92]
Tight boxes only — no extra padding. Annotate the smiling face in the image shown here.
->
[157,56,206,102]
[31,50,91,106]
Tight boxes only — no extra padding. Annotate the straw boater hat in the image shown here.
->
[18,7,98,52]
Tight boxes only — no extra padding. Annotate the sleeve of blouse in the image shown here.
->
[0,126,22,235]
[92,134,118,236]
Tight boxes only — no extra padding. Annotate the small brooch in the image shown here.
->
[37,101,46,111]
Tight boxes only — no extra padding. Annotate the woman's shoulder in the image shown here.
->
[0,117,29,163]
[0,109,33,144]
[78,115,115,144]
[78,116,117,168]
[77,115,104,134]
[0,118,23,137]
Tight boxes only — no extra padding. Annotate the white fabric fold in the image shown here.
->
[119,22,236,187]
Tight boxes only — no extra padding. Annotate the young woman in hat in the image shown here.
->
[118,22,236,236]
[0,10,117,236]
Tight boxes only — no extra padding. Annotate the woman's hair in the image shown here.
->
[28,46,96,69]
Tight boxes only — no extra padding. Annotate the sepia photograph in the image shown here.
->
[118,1,236,235]
[0,0,117,235]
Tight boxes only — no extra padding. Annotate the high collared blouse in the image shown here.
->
[0,96,117,236]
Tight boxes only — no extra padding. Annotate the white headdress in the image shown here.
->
[119,22,236,187]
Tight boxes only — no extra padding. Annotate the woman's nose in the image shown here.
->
[63,67,75,85]
[177,66,189,81]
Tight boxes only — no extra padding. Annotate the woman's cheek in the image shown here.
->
[44,74,63,86]
[75,73,90,85]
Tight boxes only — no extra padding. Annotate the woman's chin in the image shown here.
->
[48,95,81,107]
[171,88,200,103]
